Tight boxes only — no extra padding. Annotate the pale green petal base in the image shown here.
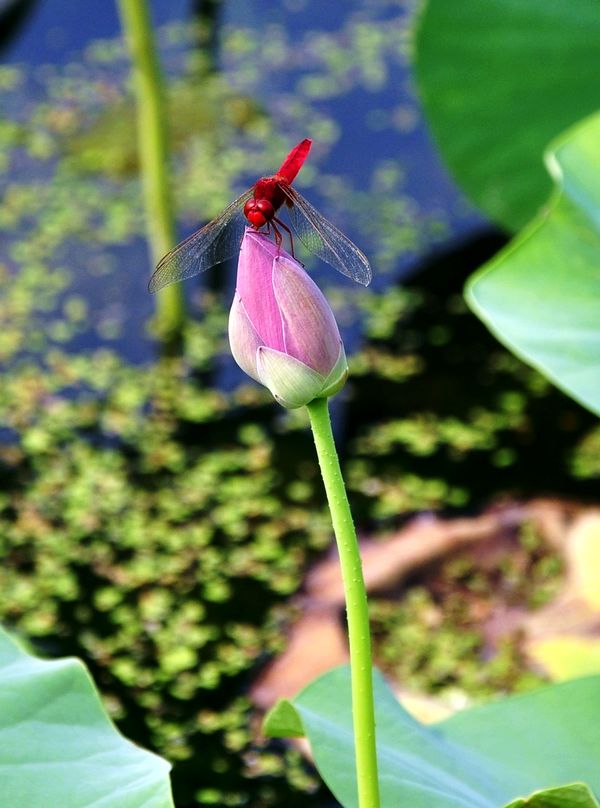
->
[319,342,348,399]
[257,347,325,409]
[256,342,349,409]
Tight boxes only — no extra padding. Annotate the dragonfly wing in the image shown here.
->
[280,185,372,286]
[148,189,253,293]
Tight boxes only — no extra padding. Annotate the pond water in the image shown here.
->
[3,0,187,63]
[1,0,488,366]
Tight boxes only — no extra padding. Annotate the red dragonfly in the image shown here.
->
[148,139,371,293]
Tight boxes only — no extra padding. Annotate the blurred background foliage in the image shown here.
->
[415,0,600,230]
[1,2,600,806]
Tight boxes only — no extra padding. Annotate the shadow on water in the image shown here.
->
[190,0,223,71]
[0,0,38,54]
[346,227,599,527]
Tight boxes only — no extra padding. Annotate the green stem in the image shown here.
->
[306,397,380,808]
[117,0,185,345]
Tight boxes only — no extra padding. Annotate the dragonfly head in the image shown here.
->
[244,197,275,228]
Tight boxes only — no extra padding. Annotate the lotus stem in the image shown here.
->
[117,0,185,345]
[306,396,380,808]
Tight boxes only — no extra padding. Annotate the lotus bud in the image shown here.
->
[228,229,348,409]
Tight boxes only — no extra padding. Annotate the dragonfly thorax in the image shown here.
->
[244,197,275,228]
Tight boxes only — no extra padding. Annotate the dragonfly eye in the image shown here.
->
[244,198,275,228]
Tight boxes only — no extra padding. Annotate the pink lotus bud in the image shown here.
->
[228,229,348,409]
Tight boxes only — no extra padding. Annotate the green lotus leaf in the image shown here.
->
[0,626,174,808]
[265,665,600,808]
[415,0,600,230]
[466,112,600,416]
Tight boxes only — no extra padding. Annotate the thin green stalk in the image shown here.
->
[306,397,380,808]
[117,0,185,343]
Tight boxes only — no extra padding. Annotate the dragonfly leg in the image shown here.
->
[270,220,284,250]
[264,220,282,250]
[273,216,295,257]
